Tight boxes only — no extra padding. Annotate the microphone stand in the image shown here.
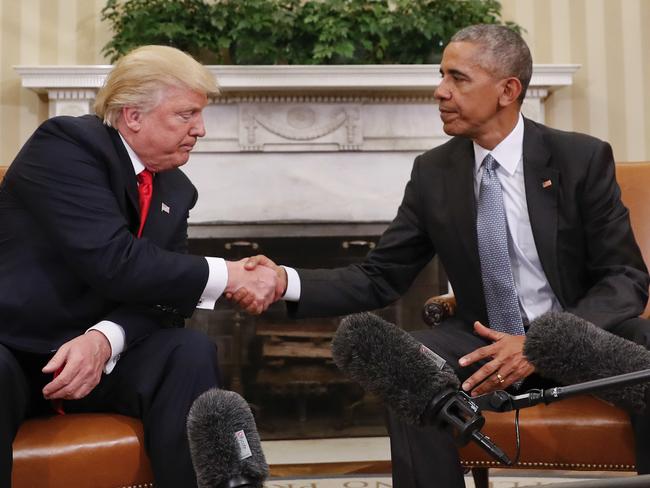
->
[472,368,650,413]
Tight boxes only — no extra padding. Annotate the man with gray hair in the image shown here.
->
[239,24,650,486]
[0,45,278,487]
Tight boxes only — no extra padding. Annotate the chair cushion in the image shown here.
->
[13,413,154,488]
[459,395,636,471]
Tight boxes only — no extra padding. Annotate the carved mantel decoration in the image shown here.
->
[15,64,579,235]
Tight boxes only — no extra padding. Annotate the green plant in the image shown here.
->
[101,0,519,64]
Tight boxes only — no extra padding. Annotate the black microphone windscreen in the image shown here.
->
[187,389,268,488]
[332,312,460,425]
[525,312,650,412]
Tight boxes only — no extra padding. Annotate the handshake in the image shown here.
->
[224,255,286,315]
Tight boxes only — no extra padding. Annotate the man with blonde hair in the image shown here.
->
[0,45,278,487]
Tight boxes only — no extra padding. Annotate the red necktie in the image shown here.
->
[137,169,153,238]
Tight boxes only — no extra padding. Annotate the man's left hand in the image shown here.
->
[42,330,112,400]
[458,321,535,396]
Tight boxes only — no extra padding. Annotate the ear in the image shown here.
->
[498,77,523,107]
[121,106,143,132]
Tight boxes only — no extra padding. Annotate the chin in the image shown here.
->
[442,122,470,138]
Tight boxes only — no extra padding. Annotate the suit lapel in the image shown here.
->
[107,128,140,232]
[445,139,481,273]
[141,172,175,244]
[522,118,562,298]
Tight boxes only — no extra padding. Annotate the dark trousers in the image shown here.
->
[386,316,650,488]
[0,328,221,488]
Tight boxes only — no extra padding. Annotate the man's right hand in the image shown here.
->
[225,258,281,314]
[42,330,112,400]
[226,255,287,315]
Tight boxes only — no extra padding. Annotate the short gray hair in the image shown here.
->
[451,24,532,104]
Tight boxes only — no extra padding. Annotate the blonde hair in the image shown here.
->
[94,45,219,127]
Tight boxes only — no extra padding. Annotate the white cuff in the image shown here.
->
[87,321,126,374]
[197,257,227,309]
[282,266,301,301]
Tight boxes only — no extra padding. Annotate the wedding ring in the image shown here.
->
[496,373,505,383]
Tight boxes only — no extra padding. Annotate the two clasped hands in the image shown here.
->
[224,255,286,314]
[226,255,535,397]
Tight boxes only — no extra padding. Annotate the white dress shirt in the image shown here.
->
[472,114,561,322]
[87,135,227,373]
[284,114,562,324]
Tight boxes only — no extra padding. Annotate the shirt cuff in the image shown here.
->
[282,266,301,301]
[87,321,126,374]
[198,257,227,309]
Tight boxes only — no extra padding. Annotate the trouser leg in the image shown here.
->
[0,345,30,488]
[66,328,221,488]
[386,318,492,488]
[609,317,650,474]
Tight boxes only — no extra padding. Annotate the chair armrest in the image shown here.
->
[422,293,457,327]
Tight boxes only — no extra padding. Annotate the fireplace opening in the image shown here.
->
[188,230,446,440]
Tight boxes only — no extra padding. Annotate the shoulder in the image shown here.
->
[418,136,469,163]
[525,118,610,158]
[29,115,117,158]
[38,114,110,140]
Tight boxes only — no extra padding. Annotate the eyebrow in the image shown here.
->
[440,68,469,79]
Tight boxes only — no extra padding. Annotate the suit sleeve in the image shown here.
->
[8,117,208,317]
[289,156,436,318]
[564,142,649,329]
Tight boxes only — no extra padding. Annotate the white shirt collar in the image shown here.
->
[473,113,524,176]
[118,133,146,176]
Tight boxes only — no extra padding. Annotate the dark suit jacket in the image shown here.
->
[0,115,208,354]
[291,118,650,330]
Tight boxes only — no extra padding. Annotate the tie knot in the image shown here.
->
[137,169,153,186]
[482,154,499,172]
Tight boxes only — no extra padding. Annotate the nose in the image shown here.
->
[191,113,206,138]
[434,77,450,101]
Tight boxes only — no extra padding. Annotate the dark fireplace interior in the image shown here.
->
[187,228,446,440]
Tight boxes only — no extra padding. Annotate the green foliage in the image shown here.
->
[101,0,519,64]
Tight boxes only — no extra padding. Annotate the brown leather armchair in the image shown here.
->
[423,162,650,488]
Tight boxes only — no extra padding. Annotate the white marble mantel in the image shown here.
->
[15,64,579,235]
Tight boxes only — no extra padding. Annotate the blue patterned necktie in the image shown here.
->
[476,154,525,336]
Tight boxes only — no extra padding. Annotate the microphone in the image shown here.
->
[187,389,268,488]
[524,312,650,413]
[332,312,512,465]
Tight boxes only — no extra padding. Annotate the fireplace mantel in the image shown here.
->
[15,64,579,236]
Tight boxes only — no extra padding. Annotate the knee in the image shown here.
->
[167,329,219,370]
[0,350,25,391]
[613,317,650,349]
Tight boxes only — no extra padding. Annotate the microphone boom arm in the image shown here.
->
[473,368,650,412]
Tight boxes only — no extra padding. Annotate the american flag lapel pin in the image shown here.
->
[542,179,552,189]
[161,202,170,214]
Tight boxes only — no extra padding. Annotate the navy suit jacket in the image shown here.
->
[0,115,208,354]
[290,118,650,330]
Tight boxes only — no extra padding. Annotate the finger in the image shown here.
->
[43,362,75,398]
[235,293,256,311]
[471,371,509,396]
[245,255,276,270]
[473,321,504,341]
[459,343,496,368]
[244,255,263,270]
[230,287,251,304]
[245,302,263,315]
[42,348,67,374]
[461,360,500,392]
